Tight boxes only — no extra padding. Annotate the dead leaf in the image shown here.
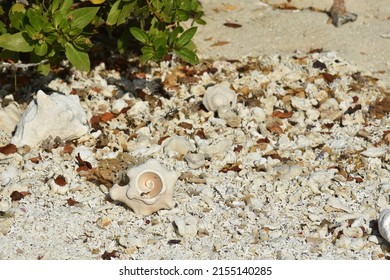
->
[312,60,327,70]
[54,175,67,186]
[76,153,92,172]
[29,155,42,163]
[272,110,293,119]
[101,250,119,260]
[322,72,337,83]
[219,162,242,173]
[224,22,242,28]
[90,115,102,130]
[233,145,243,152]
[211,41,230,47]
[178,122,193,129]
[266,121,283,135]
[100,112,115,123]
[10,191,30,201]
[66,198,78,206]
[371,96,390,118]
[63,143,74,154]
[0,144,17,155]
[158,135,170,145]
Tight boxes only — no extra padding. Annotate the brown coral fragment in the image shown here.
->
[370,96,390,119]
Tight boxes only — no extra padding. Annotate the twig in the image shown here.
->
[145,0,164,23]
[0,59,49,72]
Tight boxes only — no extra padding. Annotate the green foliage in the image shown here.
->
[0,0,205,74]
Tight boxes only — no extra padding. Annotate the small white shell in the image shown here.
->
[360,147,388,158]
[11,90,88,148]
[0,196,12,212]
[109,159,179,215]
[162,135,195,156]
[202,82,236,112]
[378,209,390,244]
[184,153,206,169]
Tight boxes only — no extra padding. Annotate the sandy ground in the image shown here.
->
[194,0,390,84]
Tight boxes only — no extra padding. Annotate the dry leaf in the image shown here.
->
[272,110,293,119]
[54,175,67,186]
[0,144,17,155]
[63,143,74,154]
[224,22,242,28]
[158,135,170,145]
[266,121,283,135]
[211,41,230,47]
[10,191,30,201]
[178,122,193,129]
[100,112,115,123]
[371,96,390,118]
[101,250,119,260]
[29,156,42,163]
[66,198,78,206]
[76,153,93,172]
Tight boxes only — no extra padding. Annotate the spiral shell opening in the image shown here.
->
[138,172,163,199]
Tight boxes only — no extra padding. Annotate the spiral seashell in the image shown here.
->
[109,159,179,215]
[378,209,390,244]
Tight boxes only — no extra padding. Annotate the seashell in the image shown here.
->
[0,196,12,212]
[217,105,241,128]
[378,209,390,244]
[184,153,205,169]
[199,139,233,159]
[11,90,88,148]
[162,135,195,157]
[202,82,241,126]
[0,102,22,134]
[173,216,198,237]
[202,81,236,112]
[111,99,128,114]
[0,165,19,186]
[109,159,179,215]
[360,147,387,158]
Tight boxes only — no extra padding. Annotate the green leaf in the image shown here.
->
[34,42,48,56]
[140,46,154,62]
[106,0,121,25]
[0,32,34,52]
[51,0,62,13]
[9,3,26,31]
[60,0,73,13]
[175,47,199,64]
[28,12,45,32]
[117,1,135,25]
[65,42,90,71]
[68,7,100,30]
[175,26,197,48]
[168,26,183,46]
[130,27,149,44]
[176,10,189,21]
[37,62,51,75]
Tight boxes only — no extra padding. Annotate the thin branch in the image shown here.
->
[145,0,164,23]
[0,59,49,72]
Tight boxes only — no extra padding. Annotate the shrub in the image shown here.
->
[0,0,205,74]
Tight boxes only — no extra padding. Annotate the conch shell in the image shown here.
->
[378,209,390,244]
[109,159,179,215]
[11,90,88,148]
